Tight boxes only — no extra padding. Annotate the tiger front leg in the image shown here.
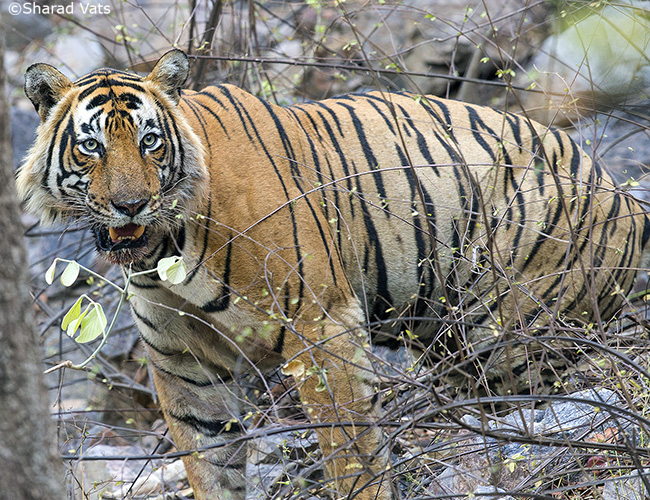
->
[151,366,248,500]
[286,309,394,499]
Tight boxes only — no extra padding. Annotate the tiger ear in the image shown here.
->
[145,49,190,105]
[24,63,72,122]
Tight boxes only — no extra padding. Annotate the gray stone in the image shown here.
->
[487,389,622,439]
[474,484,515,500]
[519,1,650,125]
[602,470,650,500]
[569,108,650,190]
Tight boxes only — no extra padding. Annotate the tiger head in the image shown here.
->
[16,50,207,265]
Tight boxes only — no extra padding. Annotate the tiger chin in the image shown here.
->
[16,49,650,500]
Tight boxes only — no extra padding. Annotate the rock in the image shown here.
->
[290,0,551,99]
[568,108,650,191]
[247,463,287,500]
[107,459,186,499]
[247,431,319,499]
[488,388,623,438]
[491,389,627,468]
[473,484,515,500]
[602,470,650,500]
[74,444,162,500]
[434,389,638,498]
[518,1,650,125]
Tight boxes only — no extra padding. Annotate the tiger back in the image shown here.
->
[17,50,650,500]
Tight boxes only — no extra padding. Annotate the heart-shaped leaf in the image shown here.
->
[157,256,187,285]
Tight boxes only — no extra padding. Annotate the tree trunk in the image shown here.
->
[0,18,67,500]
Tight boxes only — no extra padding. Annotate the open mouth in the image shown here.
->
[93,223,148,254]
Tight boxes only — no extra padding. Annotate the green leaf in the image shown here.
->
[62,296,84,331]
[315,376,328,392]
[157,256,187,284]
[60,261,80,287]
[65,306,90,339]
[45,260,58,285]
[314,369,329,393]
[76,303,107,343]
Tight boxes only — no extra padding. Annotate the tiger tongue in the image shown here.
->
[108,224,145,243]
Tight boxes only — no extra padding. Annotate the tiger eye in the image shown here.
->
[82,138,99,151]
[142,133,157,147]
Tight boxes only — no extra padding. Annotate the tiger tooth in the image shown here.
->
[107,225,146,242]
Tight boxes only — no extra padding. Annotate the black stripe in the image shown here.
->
[189,98,230,138]
[137,333,179,358]
[355,174,393,321]
[399,105,440,177]
[44,106,72,196]
[466,106,500,163]
[55,117,76,193]
[106,79,147,93]
[85,94,110,110]
[217,86,256,142]
[181,98,212,157]
[360,95,397,134]
[168,411,244,438]
[78,82,105,101]
[395,143,431,315]
[273,326,286,354]
[505,164,526,254]
[200,239,233,313]
[521,178,565,274]
[312,109,353,219]
[151,360,216,387]
[271,102,354,299]
[505,113,523,154]
[186,197,212,284]
[194,88,230,111]
[338,102,389,217]
[175,223,186,254]
[313,101,344,137]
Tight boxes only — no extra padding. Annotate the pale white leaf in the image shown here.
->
[165,259,187,285]
[157,256,185,284]
[60,261,80,287]
[45,260,57,285]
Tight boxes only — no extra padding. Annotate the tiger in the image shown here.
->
[17,49,650,499]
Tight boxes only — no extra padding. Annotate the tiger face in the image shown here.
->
[16,51,206,265]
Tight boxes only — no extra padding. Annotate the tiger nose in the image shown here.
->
[112,198,149,217]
